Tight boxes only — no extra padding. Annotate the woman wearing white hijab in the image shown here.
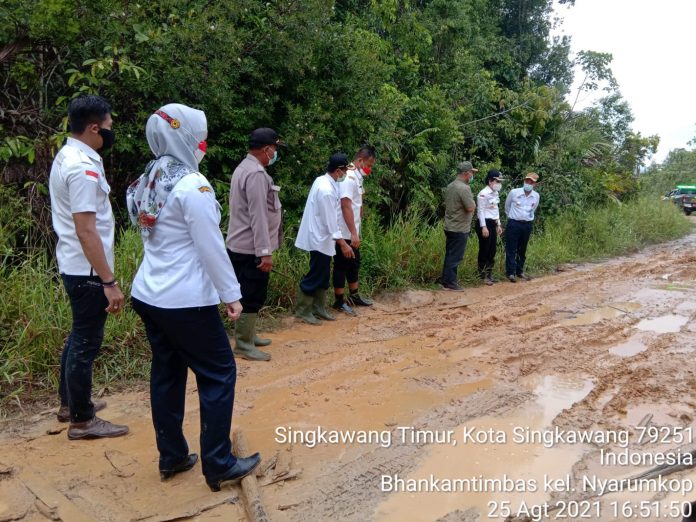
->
[127,103,260,491]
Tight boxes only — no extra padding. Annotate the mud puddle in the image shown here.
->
[609,335,648,357]
[636,314,689,333]
[374,375,594,520]
[2,229,696,521]
[559,302,640,326]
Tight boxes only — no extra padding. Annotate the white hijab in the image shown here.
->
[127,104,207,237]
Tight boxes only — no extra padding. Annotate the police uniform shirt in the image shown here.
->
[49,137,114,275]
[225,153,282,257]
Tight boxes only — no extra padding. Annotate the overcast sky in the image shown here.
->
[553,0,696,163]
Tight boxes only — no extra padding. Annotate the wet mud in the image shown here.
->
[1,222,695,521]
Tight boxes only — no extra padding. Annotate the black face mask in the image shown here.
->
[98,128,116,151]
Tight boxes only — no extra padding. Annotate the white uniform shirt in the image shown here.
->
[295,173,343,256]
[477,185,501,227]
[131,173,242,308]
[505,188,540,222]
[49,137,114,275]
[338,167,364,240]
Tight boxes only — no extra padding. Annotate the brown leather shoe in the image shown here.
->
[57,398,107,423]
[68,416,129,440]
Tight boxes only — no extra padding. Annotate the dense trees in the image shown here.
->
[1,0,660,237]
[644,135,696,197]
[0,1,688,405]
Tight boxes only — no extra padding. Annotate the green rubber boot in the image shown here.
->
[244,312,271,346]
[295,286,321,325]
[312,288,335,321]
[233,313,271,361]
[254,334,272,347]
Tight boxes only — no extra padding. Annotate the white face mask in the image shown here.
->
[492,182,502,192]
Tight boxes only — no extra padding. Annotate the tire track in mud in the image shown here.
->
[287,387,532,522]
[1,225,695,521]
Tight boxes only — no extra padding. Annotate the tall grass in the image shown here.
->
[266,195,692,307]
[0,228,148,410]
[527,196,692,272]
[0,196,691,412]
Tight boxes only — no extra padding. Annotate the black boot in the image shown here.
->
[333,293,356,315]
[347,290,373,306]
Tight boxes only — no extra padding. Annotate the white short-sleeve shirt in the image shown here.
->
[49,137,114,275]
[338,168,364,240]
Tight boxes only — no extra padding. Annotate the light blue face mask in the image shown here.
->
[268,149,278,166]
[523,183,533,193]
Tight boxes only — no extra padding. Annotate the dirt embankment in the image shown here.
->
[2,223,696,521]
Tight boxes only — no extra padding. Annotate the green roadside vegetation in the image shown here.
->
[2,1,696,411]
[0,189,691,411]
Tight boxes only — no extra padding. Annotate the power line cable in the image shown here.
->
[459,100,532,127]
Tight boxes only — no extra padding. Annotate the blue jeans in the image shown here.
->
[59,275,108,423]
[505,219,533,276]
[131,298,238,480]
[441,230,469,285]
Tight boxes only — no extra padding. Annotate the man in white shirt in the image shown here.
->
[295,153,356,324]
[475,169,504,285]
[49,95,128,440]
[504,172,540,283]
[332,145,376,315]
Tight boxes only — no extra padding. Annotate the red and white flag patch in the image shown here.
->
[85,170,99,179]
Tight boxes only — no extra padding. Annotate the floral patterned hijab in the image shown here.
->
[126,103,207,238]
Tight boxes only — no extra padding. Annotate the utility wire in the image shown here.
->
[459,100,532,127]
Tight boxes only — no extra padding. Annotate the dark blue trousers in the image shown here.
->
[505,219,533,276]
[59,275,108,423]
[300,250,332,295]
[131,298,238,480]
[441,230,469,285]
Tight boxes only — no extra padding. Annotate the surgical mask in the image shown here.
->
[523,183,534,193]
[492,182,502,192]
[267,148,278,166]
[194,140,207,163]
[337,172,347,182]
[98,128,115,151]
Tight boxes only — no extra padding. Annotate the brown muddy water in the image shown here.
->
[1,224,696,521]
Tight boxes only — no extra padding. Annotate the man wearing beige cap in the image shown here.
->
[504,172,540,282]
[440,161,477,291]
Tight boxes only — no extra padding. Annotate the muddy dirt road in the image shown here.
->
[2,225,696,522]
